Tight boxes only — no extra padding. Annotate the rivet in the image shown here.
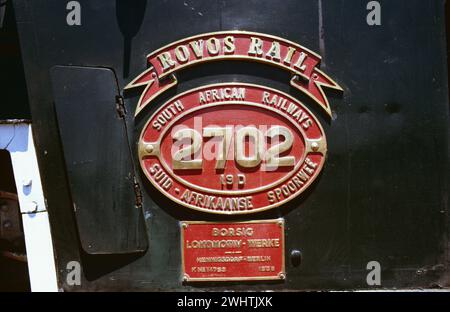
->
[182,222,188,229]
[311,142,319,151]
[145,144,154,154]
[183,274,189,282]
[278,272,286,280]
[290,249,302,267]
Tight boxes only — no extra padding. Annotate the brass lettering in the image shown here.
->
[248,37,264,56]
[175,45,190,63]
[149,164,173,190]
[152,100,184,131]
[212,227,254,237]
[186,239,242,249]
[180,190,253,211]
[157,51,176,71]
[206,37,220,55]
[223,36,236,54]
[247,238,280,248]
[265,41,281,61]
[199,88,245,104]
[283,46,296,65]
[293,52,307,71]
[189,40,204,58]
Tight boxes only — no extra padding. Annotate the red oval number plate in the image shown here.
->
[139,83,326,214]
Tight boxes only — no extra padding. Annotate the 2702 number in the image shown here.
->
[172,125,295,170]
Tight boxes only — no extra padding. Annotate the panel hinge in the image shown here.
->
[115,94,141,209]
[133,177,143,209]
[115,95,127,118]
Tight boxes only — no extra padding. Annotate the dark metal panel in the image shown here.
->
[11,0,450,291]
[321,0,450,288]
[0,0,30,119]
[51,66,147,254]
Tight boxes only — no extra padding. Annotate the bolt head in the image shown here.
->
[145,144,154,154]
[290,249,303,267]
[311,142,319,151]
